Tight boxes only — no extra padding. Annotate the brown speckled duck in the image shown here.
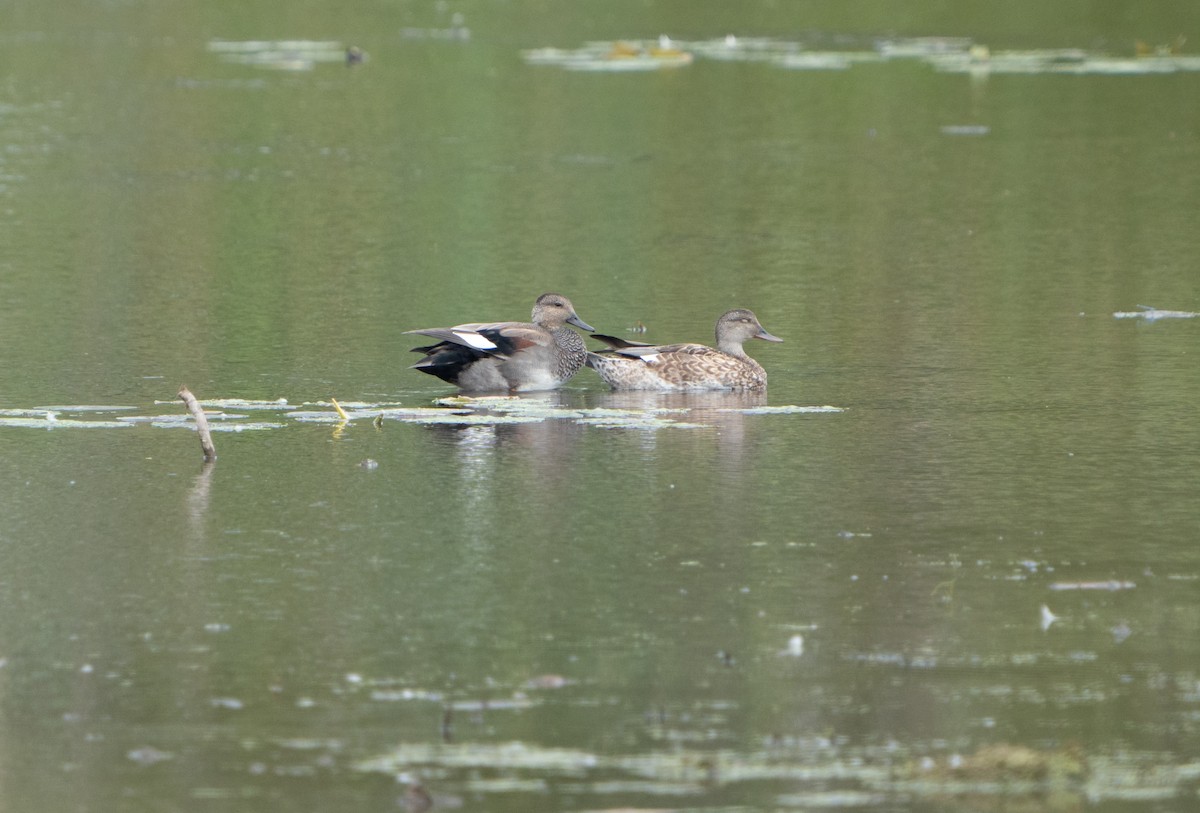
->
[586,308,782,391]
[406,293,595,392]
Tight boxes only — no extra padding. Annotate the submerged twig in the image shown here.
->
[178,386,217,461]
[331,397,350,421]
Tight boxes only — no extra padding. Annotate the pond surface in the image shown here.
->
[2,1,1200,811]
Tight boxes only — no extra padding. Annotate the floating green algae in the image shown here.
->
[354,738,1200,805]
[3,395,844,434]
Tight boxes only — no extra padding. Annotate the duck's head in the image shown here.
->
[715,308,783,353]
[533,293,595,332]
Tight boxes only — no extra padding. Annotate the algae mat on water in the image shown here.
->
[0,398,844,433]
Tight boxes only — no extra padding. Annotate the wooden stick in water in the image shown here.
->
[178,386,217,461]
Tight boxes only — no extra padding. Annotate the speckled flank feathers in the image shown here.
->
[586,308,782,391]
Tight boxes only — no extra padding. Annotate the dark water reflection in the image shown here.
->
[2,0,1200,810]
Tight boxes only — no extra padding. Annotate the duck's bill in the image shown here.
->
[756,329,784,342]
[568,315,596,332]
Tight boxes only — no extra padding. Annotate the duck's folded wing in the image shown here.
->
[405,323,483,343]
[471,322,555,357]
[611,342,709,361]
[590,334,655,351]
[405,322,531,355]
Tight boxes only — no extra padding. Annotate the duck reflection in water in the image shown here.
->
[420,386,772,534]
[590,388,767,475]
[420,392,587,534]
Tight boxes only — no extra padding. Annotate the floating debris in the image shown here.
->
[2,396,840,434]
[367,688,446,703]
[780,634,805,657]
[780,50,893,70]
[356,738,1200,803]
[911,742,1085,783]
[127,746,174,766]
[307,399,405,410]
[291,407,464,421]
[0,416,133,429]
[433,395,519,408]
[151,398,291,410]
[719,405,845,415]
[389,413,544,426]
[522,36,694,72]
[777,791,891,808]
[683,34,804,63]
[876,36,975,58]
[0,408,61,418]
[209,697,244,710]
[1048,580,1136,591]
[121,414,280,431]
[207,39,353,71]
[208,39,345,53]
[1040,604,1060,631]
[929,49,1200,76]
[120,412,248,424]
[203,398,291,410]
[33,405,138,413]
[140,415,281,431]
[524,33,1200,78]
[1113,306,1199,320]
[1136,35,1188,58]
[357,741,600,775]
[940,124,990,136]
[290,408,539,426]
[202,421,283,432]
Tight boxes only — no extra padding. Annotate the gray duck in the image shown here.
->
[406,293,595,392]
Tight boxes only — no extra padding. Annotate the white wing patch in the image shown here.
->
[455,331,498,350]
[640,353,662,365]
